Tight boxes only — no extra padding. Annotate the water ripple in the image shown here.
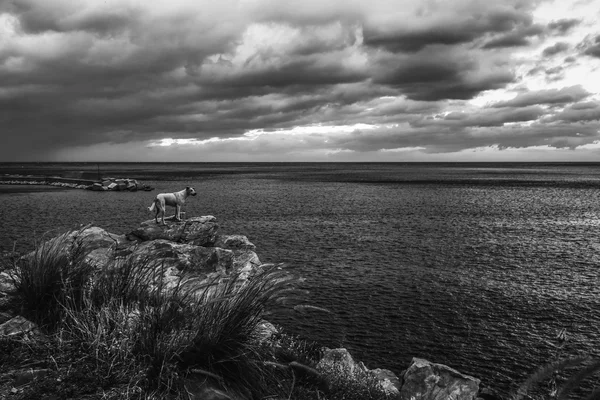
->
[2,165,600,396]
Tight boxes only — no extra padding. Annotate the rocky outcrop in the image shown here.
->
[317,348,402,399]
[88,177,152,192]
[21,225,126,271]
[15,216,262,296]
[400,358,480,400]
[315,350,481,400]
[128,216,219,246]
[0,175,152,191]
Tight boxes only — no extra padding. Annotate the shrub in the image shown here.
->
[173,266,302,398]
[8,228,94,328]
[61,259,303,398]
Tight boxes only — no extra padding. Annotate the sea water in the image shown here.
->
[2,162,600,395]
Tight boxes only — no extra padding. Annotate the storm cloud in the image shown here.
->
[1,0,600,161]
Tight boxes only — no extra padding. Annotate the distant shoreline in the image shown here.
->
[0,184,70,194]
[0,175,93,190]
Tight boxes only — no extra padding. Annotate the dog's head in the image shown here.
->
[186,186,197,196]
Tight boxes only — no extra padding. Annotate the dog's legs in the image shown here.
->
[175,205,181,221]
[155,200,166,225]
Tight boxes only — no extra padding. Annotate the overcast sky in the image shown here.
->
[1,0,600,162]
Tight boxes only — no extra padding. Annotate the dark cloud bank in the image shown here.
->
[0,0,599,161]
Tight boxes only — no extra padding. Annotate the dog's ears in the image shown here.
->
[186,186,190,190]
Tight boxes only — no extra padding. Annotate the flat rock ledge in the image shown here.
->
[0,216,485,400]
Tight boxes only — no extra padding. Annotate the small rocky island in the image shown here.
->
[0,174,153,191]
[0,216,483,400]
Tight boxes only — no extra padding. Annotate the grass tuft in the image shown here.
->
[8,228,94,328]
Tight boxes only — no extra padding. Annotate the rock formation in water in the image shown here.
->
[0,216,483,400]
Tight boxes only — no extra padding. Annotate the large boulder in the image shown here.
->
[128,216,219,246]
[399,358,480,400]
[212,234,260,276]
[24,226,124,270]
[372,368,402,398]
[129,239,234,275]
[318,348,366,375]
[124,240,235,291]
[232,250,261,273]
[16,217,259,293]
[317,348,402,399]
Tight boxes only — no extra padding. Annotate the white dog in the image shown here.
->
[148,186,197,225]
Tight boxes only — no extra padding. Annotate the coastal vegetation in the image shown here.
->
[3,223,598,399]
[0,229,392,399]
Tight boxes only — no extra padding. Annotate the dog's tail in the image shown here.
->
[148,200,156,212]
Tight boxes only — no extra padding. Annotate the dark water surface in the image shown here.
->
[2,162,600,394]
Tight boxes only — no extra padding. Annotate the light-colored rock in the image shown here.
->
[24,226,119,270]
[232,250,261,273]
[16,218,261,298]
[400,358,480,400]
[128,240,235,288]
[317,348,367,375]
[129,216,219,246]
[254,320,279,342]
[0,316,43,340]
[371,368,402,398]
[76,227,120,252]
[213,235,256,251]
[0,271,15,294]
[84,247,114,269]
[316,349,405,399]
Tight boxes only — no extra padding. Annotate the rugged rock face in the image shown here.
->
[400,357,480,400]
[128,216,219,246]
[17,216,261,291]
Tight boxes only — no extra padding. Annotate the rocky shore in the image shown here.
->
[0,216,485,399]
[0,175,153,191]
